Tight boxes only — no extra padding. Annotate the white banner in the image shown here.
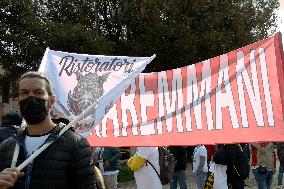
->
[39,48,155,135]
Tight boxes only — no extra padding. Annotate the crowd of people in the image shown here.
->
[0,71,284,189]
[127,144,284,189]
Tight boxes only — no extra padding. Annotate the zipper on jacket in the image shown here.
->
[10,126,60,189]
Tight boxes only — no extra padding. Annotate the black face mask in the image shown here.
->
[19,96,49,124]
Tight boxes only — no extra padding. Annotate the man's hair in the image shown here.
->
[17,71,53,96]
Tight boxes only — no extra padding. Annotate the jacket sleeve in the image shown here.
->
[68,136,97,189]
[107,148,122,163]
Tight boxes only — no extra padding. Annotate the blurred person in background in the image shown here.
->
[168,146,188,189]
[193,145,208,189]
[95,147,121,189]
[213,144,249,189]
[251,142,276,189]
[128,147,162,189]
[0,112,22,143]
[277,164,283,189]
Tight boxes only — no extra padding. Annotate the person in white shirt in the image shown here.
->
[209,162,228,189]
[128,147,162,189]
[193,145,208,189]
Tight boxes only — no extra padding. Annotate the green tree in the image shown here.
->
[0,0,43,100]
[114,0,279,71]
[0,0,114,100]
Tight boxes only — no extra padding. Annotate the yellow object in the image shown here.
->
[127,157,133,167]
[128,156,146,171]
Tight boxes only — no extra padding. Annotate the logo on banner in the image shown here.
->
[67,72,110,115]
[67,72,111,131]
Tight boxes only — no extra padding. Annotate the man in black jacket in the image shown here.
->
[168,146,188,189]
[0,71,98,189]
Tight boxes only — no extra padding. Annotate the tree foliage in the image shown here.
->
[0,0,279,99]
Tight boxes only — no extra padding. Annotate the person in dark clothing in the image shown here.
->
[2,112,22,126]
[213,144,249,189]
[278,143,284,189]
[225,144,247,189]
[0,71,98,189]
[0,112,23,143]
[240,143,250,163]
[186,146,195,163]
[240,143,250,179]
[277,142,284,167]
[95,147,121,189]
[168,146,188,189]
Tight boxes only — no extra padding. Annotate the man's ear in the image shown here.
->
[49,96,57,108]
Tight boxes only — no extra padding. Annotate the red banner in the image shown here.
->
[87,32,284,146]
